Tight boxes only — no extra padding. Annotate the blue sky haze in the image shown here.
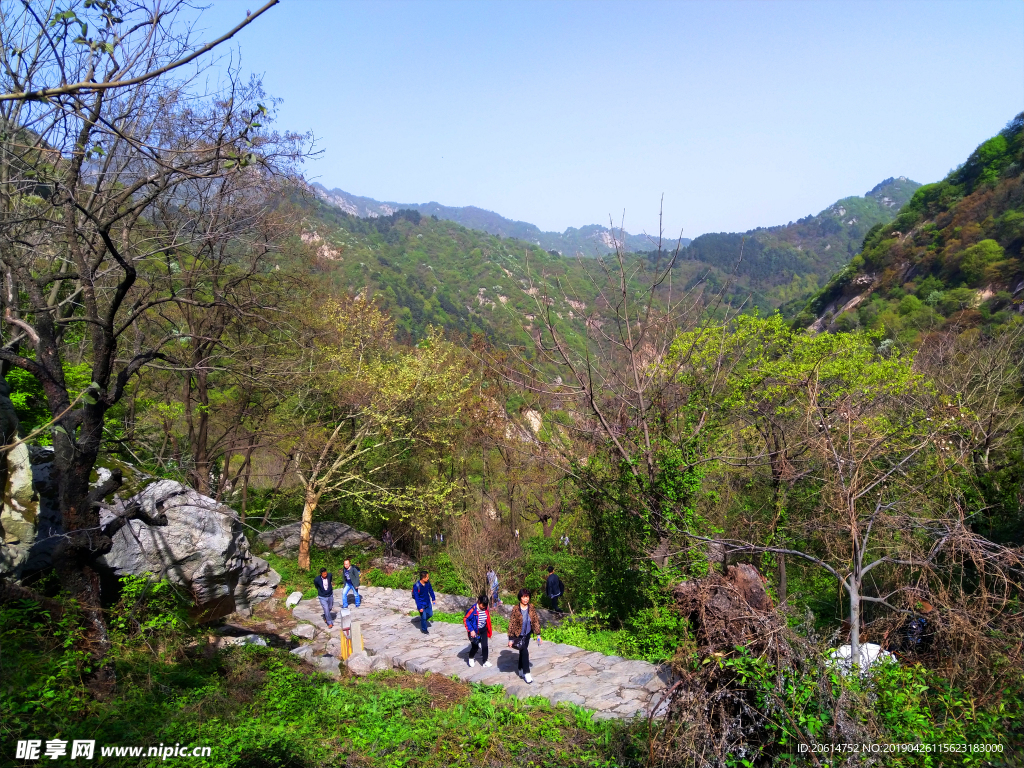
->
[199,0,1024,237]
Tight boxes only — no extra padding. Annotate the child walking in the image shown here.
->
[463,595,493,668]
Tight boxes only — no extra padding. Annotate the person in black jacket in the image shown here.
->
[545,565,564,613]
[314,568,334,628]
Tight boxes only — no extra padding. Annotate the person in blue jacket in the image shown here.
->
[412,570,436,634]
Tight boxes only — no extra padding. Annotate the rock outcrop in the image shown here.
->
[257,521,379,556]
[0,443,39,577]
[369,553,415,573]
[97,480,279,619]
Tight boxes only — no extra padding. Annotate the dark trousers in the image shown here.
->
[468,631,488,664]
[418,602,433,631]
[549,595,560,613]
[517,633,531,673]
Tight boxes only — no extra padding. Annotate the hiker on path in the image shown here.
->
[463,595,493,668]
[341,558,361,608]
[314,568,335,628]
[383,529,394,557]
[545,565,564,613]
[486,566,501,605]
[507,588,542,684]
[413,570,436,634]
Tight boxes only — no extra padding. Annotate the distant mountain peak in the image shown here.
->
[866,176,917,208]
[310,183,689,256]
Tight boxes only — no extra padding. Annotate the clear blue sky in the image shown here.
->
[198,0,1023,238]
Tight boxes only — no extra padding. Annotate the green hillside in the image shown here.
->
[797,113,1024,341]
[299,199,606,346]
[300,177,920,346]
[681,176,920,312]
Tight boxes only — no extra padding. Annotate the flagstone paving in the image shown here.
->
[290,585,672,719]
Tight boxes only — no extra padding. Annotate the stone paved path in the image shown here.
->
[290,585,672,719]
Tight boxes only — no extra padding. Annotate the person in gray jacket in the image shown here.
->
[341,558,361,608]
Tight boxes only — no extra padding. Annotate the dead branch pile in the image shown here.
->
[672,564,789,659]
[649,566,825,767]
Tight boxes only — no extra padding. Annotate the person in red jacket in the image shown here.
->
[463,595,493,668]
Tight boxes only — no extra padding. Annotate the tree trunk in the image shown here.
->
[297,488,320,571]
[650,535,672,569]
[54,428,118,691]
[849,579,861,669]
[261,453,293,526]
[241,456,253,522]
[777,554,787,604]
[186,369,212,495]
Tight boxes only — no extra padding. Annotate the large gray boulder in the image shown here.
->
[257,521,379,556]
[3,446,159,579]
[345,650,374,676]
[97,480,280,619]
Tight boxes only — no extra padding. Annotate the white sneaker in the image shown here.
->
[524,673,533,684]
[468,658,476,668]
[483,661,492,667]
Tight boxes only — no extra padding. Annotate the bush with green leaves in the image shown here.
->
[521,536,598,613]
[0,598,92,736]
[109,574,193,644]
[716,647,1024,768]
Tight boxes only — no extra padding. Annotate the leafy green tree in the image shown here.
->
[687,318,1024,670]
[283,296,474,570]
[958,239,1004,284]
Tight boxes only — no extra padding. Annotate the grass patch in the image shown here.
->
[259,546,471,600]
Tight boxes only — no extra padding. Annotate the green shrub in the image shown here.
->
[110,574,193,643]
[615,607,689,663]
[958,239,1004,285]
[870,661,1024,766]
[0,598,91,734]
[521,537,597,613]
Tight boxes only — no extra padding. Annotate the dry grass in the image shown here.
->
[379,671,471,709]
[424,673,471,709]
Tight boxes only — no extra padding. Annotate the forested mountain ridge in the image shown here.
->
[312,182,687,256]
[681,176,920,311]
[796,113,1024,340]
[302,176,920,342]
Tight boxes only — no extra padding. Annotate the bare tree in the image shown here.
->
[0,1,278,102]
[507,218,735,568]
[447,512,521,598]
[0,2,308,684]
[679,323,1024,670]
